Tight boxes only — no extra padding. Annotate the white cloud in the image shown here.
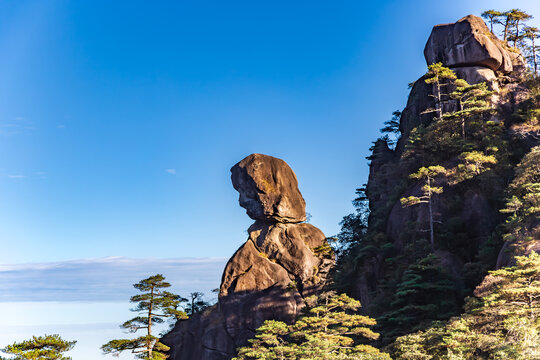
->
[165,168,176,175]
[0,257,227,302]
[7,174,25,179]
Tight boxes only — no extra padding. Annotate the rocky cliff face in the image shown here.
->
[162,154,334,360]
[352,15,539,310]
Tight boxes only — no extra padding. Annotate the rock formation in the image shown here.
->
[424,15,526,89]
[162,153,334,360]
[231,154,307,223]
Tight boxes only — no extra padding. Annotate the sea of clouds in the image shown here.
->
[0,257,227,360]
[0,256,227,302]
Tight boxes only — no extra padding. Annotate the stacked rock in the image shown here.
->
[162,154,334,360]
[424,15,526,90]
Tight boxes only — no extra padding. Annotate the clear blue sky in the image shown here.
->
[2,1,540,359]
[0,0,539,264]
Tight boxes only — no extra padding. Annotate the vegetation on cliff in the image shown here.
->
[391,252,540,359]
[233,292,391,360]
[331,7,540,358]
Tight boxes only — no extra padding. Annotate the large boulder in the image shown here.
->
[221,221,331,297]
[424,15,525,73]
[231,153,307,223]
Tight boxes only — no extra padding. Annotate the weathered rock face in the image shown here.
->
[221,221,330,296]
[163,154,334,360]
[452,66,499,90]
[424,15,524,73]
[231,153,307,223]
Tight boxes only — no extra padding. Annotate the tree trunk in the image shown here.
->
[514,20,520,48]
[428,177,435,252]
[459,100,465,139]
[436,81,442,121]
[533,39,538,75]
[148,286,154,359]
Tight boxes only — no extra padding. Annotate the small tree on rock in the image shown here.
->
[523,26,540,75]
[185,292,209,316]
[507,9,533,48]
[424,63,457,122]
[444,79,493,140]
[401,166,447,251]
[482,10,503,34]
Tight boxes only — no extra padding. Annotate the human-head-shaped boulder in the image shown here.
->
[231,154,306,223]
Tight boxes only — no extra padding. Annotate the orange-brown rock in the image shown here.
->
[163,154,334,360]
[221,221,331,297]
[231,153,306,223]
[424,15,525,73]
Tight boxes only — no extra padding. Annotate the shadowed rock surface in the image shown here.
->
[162,154,334,360]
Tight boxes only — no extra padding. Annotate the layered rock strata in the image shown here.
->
[162,153,334,360]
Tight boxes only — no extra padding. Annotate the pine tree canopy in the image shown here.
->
[1,334,76,360]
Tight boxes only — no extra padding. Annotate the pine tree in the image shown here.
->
[481,10,503,34]
[233,292,391,360]
[501,146,540,233]
[101,274,184,359]
[391,252,540,359]
[451,150,498,184]
[401,166,447,251]
[380,110,401,147]
[381,255,459,343]
[444,79,493,140]
[424,63,457,122]
[507,9,533,48]
[523,26,540,75]
[1,335,76,360]
[185,292,209,316]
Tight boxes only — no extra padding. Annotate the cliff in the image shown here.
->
[337,14,539,342]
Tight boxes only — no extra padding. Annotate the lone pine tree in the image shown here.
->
[101,274,185,360]
[401,166,447,251]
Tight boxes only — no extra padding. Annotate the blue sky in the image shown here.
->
[2,0,540,359]
[1,0,539,263]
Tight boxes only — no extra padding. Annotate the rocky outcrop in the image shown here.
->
[424,15,526,93]
[424,15,524,73]
[163,154,334,360]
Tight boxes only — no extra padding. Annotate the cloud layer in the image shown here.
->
[0,257,227,302]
